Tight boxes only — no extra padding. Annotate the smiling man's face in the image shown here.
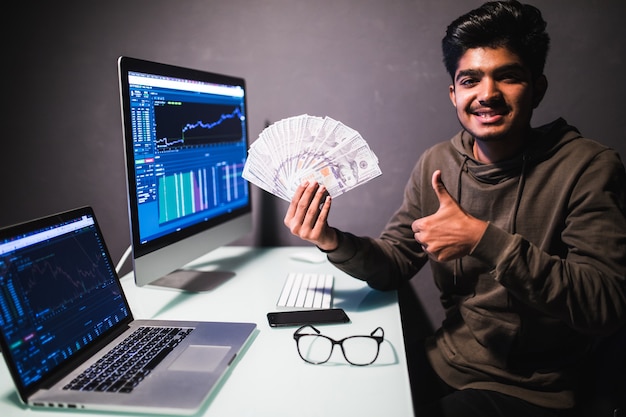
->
[449,46,545,153]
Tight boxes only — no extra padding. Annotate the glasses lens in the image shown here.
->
[341,336,380,365]
[297,334,333,364]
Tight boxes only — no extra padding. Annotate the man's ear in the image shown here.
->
[449,84,457,107]
[532,74,548,108]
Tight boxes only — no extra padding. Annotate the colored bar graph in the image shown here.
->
[157,162,247,224]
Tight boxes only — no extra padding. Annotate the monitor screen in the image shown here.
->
[118,57,252,291]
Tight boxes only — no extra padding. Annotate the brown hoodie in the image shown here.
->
[324,118,626,409]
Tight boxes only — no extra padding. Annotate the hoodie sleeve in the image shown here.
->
[471,148,626,336]
[324,156,431,290]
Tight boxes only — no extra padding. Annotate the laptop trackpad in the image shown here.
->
[169,345,231,373]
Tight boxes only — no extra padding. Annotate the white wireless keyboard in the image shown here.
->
[276,272,334,309]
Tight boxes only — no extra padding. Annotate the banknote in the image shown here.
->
[243,114,381,201]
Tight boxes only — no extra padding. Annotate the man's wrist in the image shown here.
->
[469,220,489,255]
[317,228,340,252]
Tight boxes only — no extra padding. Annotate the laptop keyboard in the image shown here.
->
[276,272,333,309]
[63,326,192,394]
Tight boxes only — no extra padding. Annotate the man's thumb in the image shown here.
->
[431,170,454,204]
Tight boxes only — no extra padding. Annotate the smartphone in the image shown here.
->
[267,308,350,327]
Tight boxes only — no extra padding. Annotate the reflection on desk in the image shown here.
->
[0,246,414,417]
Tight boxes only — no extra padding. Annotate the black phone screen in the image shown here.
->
[267,308,350,327]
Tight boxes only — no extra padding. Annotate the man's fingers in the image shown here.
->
[305,184,329,219]
[285,181,329,232]
[313,195,332,233]
[285,181,310,223]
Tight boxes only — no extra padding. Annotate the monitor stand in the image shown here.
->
[150,269,235,292]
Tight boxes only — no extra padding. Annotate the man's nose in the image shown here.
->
[477,78,501,104]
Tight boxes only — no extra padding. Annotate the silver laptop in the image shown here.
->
[0,206,256,414]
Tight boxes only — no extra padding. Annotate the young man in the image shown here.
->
[284,1,626,416]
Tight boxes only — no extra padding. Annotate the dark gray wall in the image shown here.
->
[4,0,626,277]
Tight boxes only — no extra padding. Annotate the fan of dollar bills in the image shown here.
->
[242,114,382,201]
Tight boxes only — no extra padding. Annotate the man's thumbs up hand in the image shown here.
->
[411,170,488,262]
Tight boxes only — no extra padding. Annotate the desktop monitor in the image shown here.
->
[117,56,252,291]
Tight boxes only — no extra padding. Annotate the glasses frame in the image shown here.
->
[293,324,384,366]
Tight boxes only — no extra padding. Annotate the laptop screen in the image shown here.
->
[0,208,130,389]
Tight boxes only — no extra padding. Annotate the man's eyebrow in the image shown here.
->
[455,69,482,82]
[494,63,528,74]
[455,63,528,82]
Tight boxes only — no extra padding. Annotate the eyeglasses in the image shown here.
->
[293,325,384,366]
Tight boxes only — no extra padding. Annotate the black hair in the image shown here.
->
[442,0,550,81]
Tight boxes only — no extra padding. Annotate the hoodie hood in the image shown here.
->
[451,118,582,185]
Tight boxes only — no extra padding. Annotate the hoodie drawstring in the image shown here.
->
[454,156,471,286]
[509,153,529,234]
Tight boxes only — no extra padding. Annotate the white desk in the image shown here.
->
[0,246,414,417]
